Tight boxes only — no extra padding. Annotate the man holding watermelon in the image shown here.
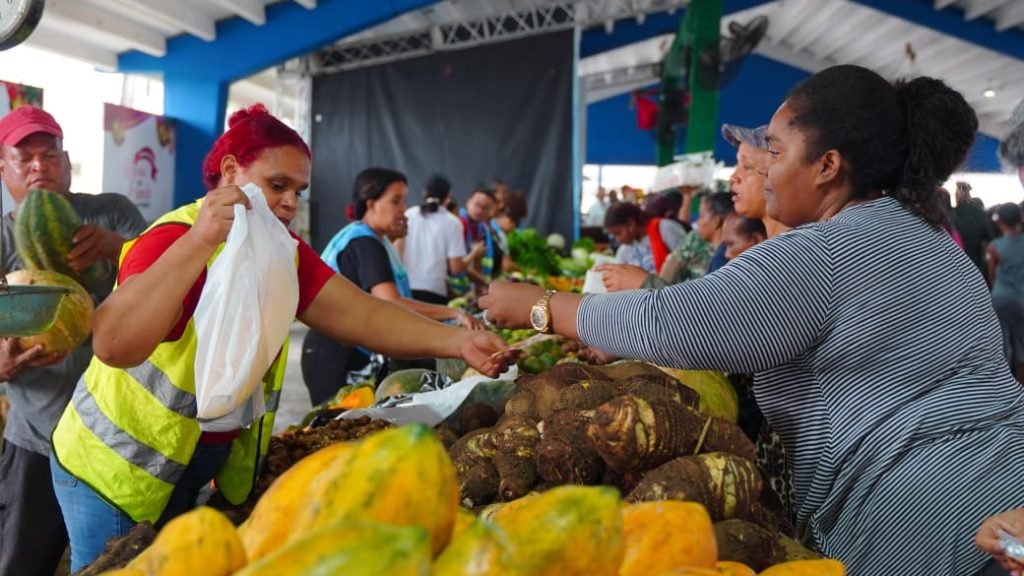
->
[0,106,146,576]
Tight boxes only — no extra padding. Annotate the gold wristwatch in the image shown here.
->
[530,290,557,334]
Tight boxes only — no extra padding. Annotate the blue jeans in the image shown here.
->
[50,441,233,573]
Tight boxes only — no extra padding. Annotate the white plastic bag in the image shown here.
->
[194,183,299,431]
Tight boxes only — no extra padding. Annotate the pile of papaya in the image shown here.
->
[94,423,843,576]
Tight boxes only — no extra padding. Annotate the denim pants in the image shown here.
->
[50,441,233,573]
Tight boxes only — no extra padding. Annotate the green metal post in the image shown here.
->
[684,0,723,154]
[654,0,723,165]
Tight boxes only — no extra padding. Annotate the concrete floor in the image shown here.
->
[275,322,315,433]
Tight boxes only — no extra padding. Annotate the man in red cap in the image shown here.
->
[0,105,146,575]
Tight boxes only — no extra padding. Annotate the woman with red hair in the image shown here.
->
[48,104,517,572]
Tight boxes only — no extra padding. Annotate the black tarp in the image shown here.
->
[309,31,574,252]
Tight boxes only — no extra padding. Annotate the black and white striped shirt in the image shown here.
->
[579,196,1024,575]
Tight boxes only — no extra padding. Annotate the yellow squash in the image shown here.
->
[239,441,355,561]
[491,485,624,576]
[235,520,431,576]
[290,423,459,555]
[619,501,717,576]
[127,507,245,576]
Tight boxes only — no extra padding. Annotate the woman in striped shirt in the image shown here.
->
[482,64,1024,575]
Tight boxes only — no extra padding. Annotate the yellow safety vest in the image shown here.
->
[51,201,290,523]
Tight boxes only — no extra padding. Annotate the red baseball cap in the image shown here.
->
[0,106,63,147]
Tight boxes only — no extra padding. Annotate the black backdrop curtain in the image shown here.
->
[309,31,574,252]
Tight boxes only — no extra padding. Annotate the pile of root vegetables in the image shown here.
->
[447,361,808,569]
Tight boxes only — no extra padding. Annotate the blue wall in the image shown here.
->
[965,134,1001,172]
[587,54,810,165]
[587,54,1005,172]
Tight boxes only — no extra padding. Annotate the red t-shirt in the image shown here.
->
[119,223,335,341]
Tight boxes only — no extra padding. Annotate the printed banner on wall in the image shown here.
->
[102,103,175,222]
[0,80,44,214]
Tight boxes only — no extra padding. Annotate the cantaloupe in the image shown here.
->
[5,269,92,355]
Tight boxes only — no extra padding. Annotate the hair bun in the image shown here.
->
[227,103,271,129]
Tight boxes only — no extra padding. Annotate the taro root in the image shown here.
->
[626,452,763,522]
[535,409,604,486]
[587,395,756,474]
[701,417,757,462]
[553,379,617,412]
[493,416,541,501]
[450,427,500,507]
[458,402,499,435]
[434,423,461,450]
[586,395,707,473]
[713,519,784,570]
[613,375,700,408]
[504,363,614,421]
[597,361,675,381]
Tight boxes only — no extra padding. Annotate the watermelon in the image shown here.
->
[15,189,106,293]
[657,367,740,423]
[5,269,93,355]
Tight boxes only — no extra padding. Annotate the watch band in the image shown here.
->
[535,289,556,333]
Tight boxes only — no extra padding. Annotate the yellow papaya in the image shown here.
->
[485,492,540,524]
[239,441,356,561]
[290,423,458,555]
[235,521,430,576]
[451,508,477,541]
[715,561,758,576]
[432,519,519,576]
[333,385,375,409]
[491,485,624,576]
[97,570,145,576]
[127,507,245,576]
[619,501,717,575]
[758,559,845,576]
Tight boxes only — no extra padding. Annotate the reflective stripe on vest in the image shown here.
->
[69,380,189,484]
[51,200,291,522]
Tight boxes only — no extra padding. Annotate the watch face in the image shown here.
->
[530,306,548,331]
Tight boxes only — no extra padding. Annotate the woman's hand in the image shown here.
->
[455,309,485,331]
[478,281,544,329]
[576,345,619,365]
[190,185,252,248]
[593,263,649,292]
[976,509,1024,575]
[458,330,520,377]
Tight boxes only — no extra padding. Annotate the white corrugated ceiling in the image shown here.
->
[11,0,1024,139]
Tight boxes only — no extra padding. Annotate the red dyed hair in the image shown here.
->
[202,103,311,190]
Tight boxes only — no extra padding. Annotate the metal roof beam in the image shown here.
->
[45,0,167,56]
[964,0,1009,21]
[108,0,217,41]
[849,0,1024,61]
[293,0,317,8]
[212,0,266,26]
[934,0,958,9]
[25,25,119,69]
[995,1,1024,31]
